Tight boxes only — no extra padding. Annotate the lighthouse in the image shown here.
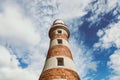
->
[39,19,80,80]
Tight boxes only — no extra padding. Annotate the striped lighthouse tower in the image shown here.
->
[39,19,80,80]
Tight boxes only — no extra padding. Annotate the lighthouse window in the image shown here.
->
[57,58,64,66]
[57,39,62,44]
[57,30,62,34]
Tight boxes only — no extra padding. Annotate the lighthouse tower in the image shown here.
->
[39,19,80,80]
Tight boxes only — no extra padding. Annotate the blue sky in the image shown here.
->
[0,0,120,80]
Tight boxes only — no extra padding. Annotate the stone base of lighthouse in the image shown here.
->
[39,68,80,80]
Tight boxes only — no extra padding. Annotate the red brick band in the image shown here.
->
[39,68,80,80]
[49,26,70,38]
[47,45,73,59]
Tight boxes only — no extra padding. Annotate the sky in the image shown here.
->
[0,0,120,80]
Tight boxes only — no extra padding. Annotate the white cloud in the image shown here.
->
[0,0,100,80]
[94,22,120,49]
[94,19,120,80]
[0,1,42,65]
[57,0,91,19]
[97,29,104,37]
[107,0,120,12]
[108,50,120,74]
[0,45,38,80]
[86,0,120,23]
[70,38,98,80]
[23,0,91,21]
[13,0,99,79]
[0,3,42,80]
[0,3,40,46]
[0,45,18,68]
[107,50,120,80]
[109,75,120,80]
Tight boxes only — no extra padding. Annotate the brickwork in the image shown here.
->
[39,19,80,80]
[51,33,68,41]
[47,45,73,59]
[39,68,80,80]
[49,26,70,38]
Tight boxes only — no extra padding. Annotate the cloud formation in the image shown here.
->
[0,3,40,46]
[108,50,120,80]
[94,15,120,80]
[94,22,120,49]
[0,3,42,80]
[0,0,119,80]
[70,38,98,80]
[0,45,37,80]
[0,1,98,80]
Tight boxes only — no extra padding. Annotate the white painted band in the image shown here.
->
[50,38,69,48]
[43,56,76,72]
[52,29,68,36]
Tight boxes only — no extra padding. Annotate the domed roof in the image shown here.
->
[53,19,65,24]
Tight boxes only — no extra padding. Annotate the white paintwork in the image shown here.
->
[50,38,69,48]
[43,56,76,72]
[53,23,67,28]
[52,29,68,36]
[54,19,64,24]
